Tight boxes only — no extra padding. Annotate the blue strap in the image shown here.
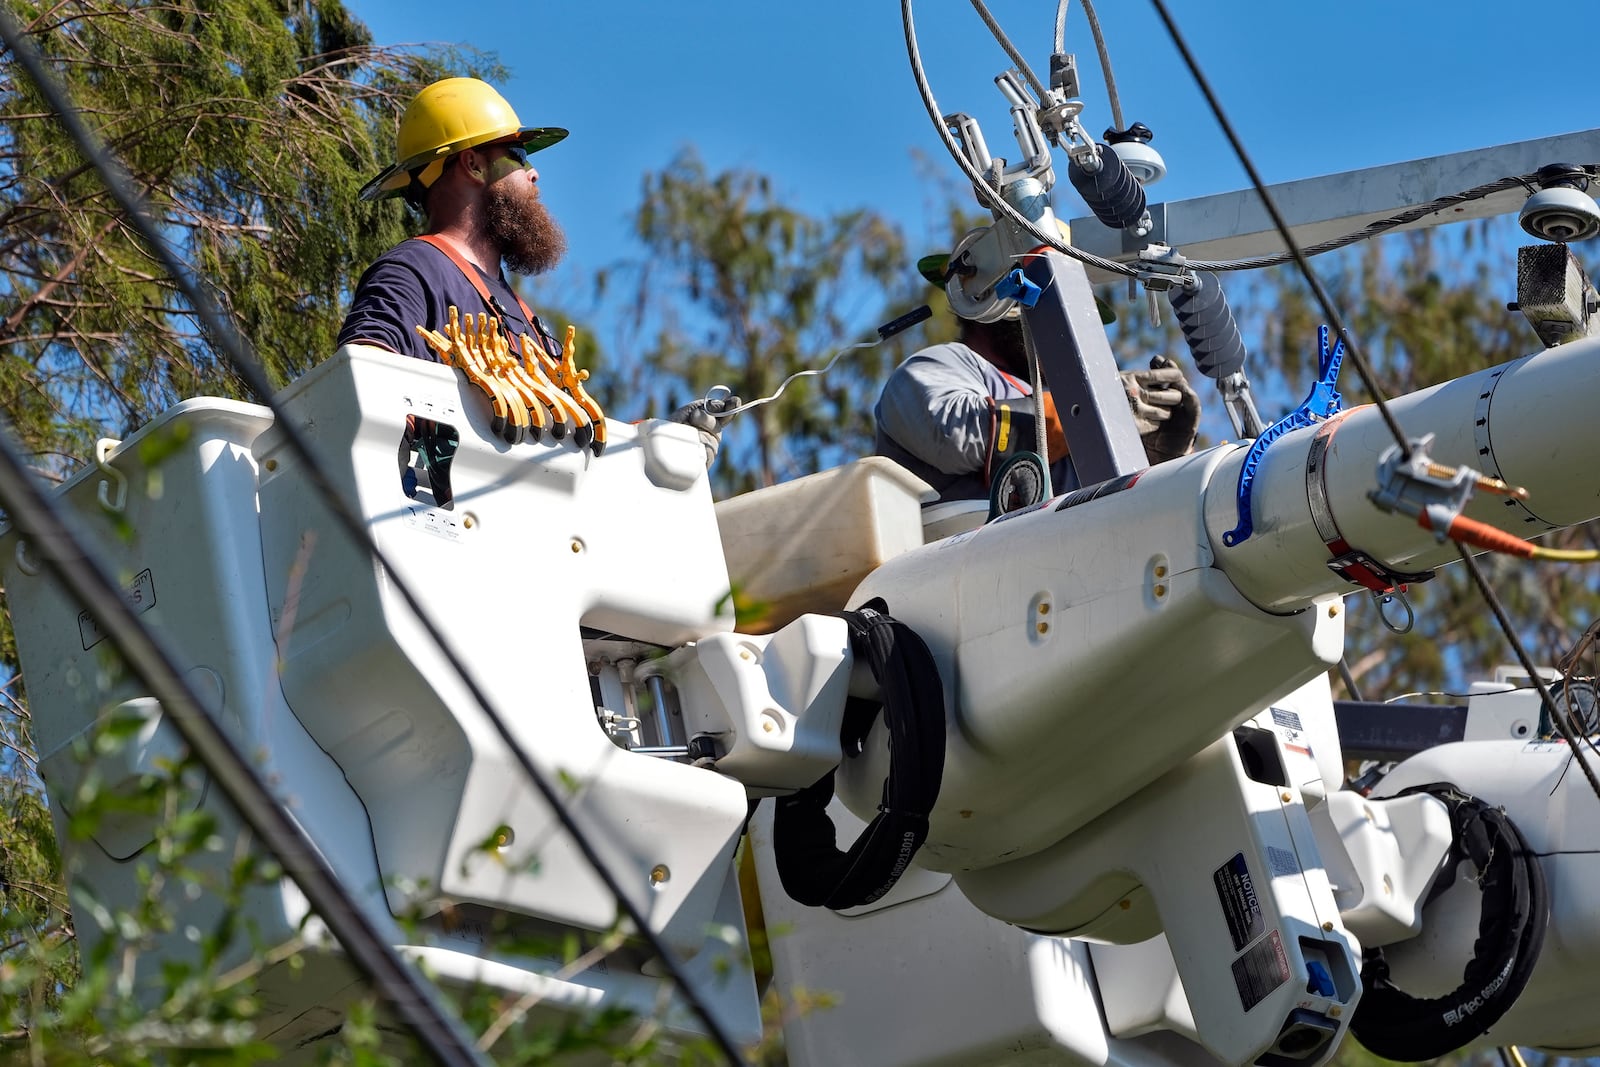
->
[1221,325,1345,547]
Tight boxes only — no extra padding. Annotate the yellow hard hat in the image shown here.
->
[360,77,567,202]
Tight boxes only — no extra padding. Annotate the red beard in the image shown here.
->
[484,179,567,276]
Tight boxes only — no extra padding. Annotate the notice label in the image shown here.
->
[1213,852,1264,951]
[78,568,156,650]
[1231,930,1290,1013]
[401,504,463,543]
[1270,707,1304,733]
[1270,706,1312,755]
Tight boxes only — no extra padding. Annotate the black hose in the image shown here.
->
[1350,784,1547,1061]
[773,600,946,910]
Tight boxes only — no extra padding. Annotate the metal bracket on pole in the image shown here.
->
[1019,250,1149,484]
[1066,129,1600,284]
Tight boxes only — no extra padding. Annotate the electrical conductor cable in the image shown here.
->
[1148,0,1412,462]
[1149,0,1600,810]
[0,10,748,1062]
[902,0,1140,281]
[1054,0,1125,132]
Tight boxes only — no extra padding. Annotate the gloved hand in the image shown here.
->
[670,393,742,468]
[1123,356,1200,464]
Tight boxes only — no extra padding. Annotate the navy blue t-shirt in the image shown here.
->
[338,238,558,362]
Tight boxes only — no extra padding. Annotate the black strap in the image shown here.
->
[1350,783,1547,1061]
[985,398,1041,490]
[771,599,946,910]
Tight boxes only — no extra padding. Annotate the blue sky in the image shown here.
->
[347,0,1600,307]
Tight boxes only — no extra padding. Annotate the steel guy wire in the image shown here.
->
[1150,0,1600,807]
[1062,0,1126,132]
[968,0,1048,104]
[1456,546,1600,803]
[0,10,747,1063]
[902,0,1141,282]
[1337,660,1365,703]
[1149,0,1413,462]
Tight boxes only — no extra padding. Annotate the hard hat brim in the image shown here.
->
[917,248,1117,324]
[360,125,569,202]
[916,253,952,287]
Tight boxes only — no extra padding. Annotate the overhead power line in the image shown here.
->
[0,9,746,1063]
[0,423,492,1066]
[1149,0,1600,808]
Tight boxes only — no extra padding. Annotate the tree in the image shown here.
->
[0,688,73,1047]
[0,0,484,478]
[0,3,534,1061]
[4,14,1592,1053]
[623,148,927,495]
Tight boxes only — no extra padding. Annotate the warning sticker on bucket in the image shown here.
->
[1232,929,1290,1013]
[1213,851,1264,951]
[78,568,156,650]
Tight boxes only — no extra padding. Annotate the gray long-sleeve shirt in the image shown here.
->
[873,342,1074,504]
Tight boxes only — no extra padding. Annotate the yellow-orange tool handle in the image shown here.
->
[447,307,521,443]
[417,325,459,367]
[483,327,553,436]
[558,324,606,455]
[505,359,567,435]
[518,337,586,433]
[471,313,531,442]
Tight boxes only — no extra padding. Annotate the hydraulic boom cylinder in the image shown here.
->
[844,335,1600,873]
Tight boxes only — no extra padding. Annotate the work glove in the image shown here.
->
[670,393,742,468]
[1122,355,1200,464]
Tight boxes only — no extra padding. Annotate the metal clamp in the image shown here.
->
[945,112,995,178]
[1368,434,1481,539]
[1134,243,1192,291]
[1325,547,1435,597]
[1134,245,1196,328]
[994,70,1053,181]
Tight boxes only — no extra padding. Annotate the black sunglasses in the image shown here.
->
[500,144,530,167]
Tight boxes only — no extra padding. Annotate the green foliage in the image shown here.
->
[2,7,1593,1057]
[0,0,484,473]
[0,4,715,1064]
[0,735,76,1040]
[0,2,461,1046]
[625,148,927,495]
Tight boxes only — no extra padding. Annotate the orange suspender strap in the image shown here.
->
[995,368,1031,395]
[411,234,539,349]
[984,369,1041,489]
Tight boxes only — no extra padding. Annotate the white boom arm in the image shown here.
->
[6,335,1600,1065]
